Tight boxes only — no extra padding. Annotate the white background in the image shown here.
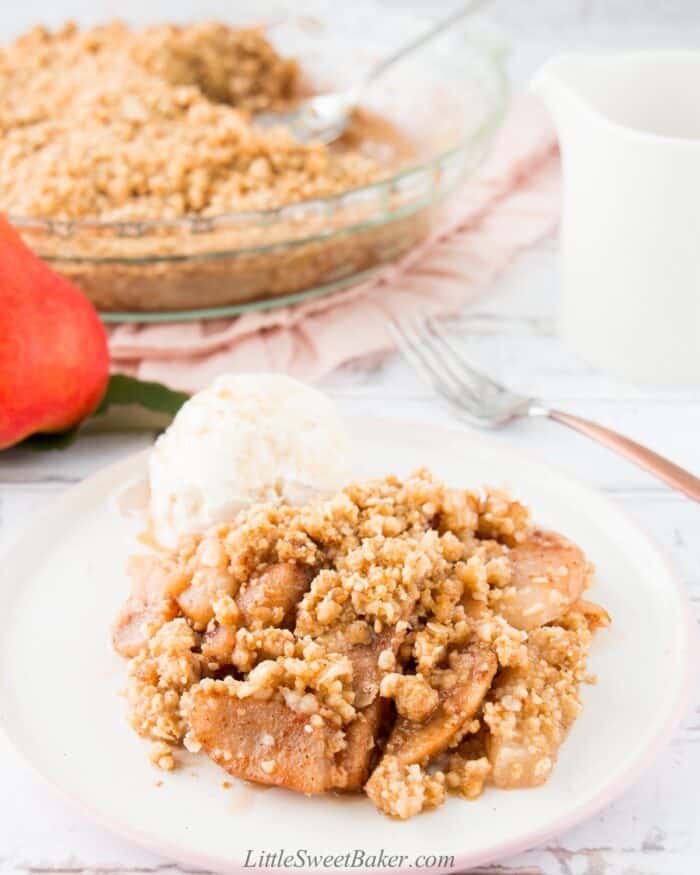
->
[1,2,699,874]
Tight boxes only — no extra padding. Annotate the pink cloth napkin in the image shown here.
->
[109,96,560,392]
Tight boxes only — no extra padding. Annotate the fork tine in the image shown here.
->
[407,314,483,403]
[387,317,468,410]
[404,313,484,405]
[424,314,511,396]
[390,312,531,427]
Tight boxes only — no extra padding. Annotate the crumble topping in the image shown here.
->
[380,673,439,722]
[113,469,609,815]
[365,758,446,820]
[127,618,201,744]
[0,20,383,221]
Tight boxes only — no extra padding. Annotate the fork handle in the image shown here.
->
[546,408,700,501]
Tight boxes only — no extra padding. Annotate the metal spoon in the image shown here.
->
[256,0,489,145]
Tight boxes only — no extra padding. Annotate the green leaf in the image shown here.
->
[96,373,190,418]
[16,374,190,451]
[20,427,80,451]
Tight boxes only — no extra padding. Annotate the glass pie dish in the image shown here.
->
[9,2,508,322]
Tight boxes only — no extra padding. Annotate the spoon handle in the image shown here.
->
[547,408,700,501]
[359,0,489,92]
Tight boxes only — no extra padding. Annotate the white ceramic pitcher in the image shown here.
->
[532,52,700,384]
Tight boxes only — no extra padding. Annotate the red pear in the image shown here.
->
[0,217,109,449]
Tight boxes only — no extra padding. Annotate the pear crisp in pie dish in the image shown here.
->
[0,15,507,313]
[113,469,610,819]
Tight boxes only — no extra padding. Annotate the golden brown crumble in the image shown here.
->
[380,672,439,722]
[365,757,446,820]
[0,20,383,221]
[149,740,176,772]
[113,469,609,818]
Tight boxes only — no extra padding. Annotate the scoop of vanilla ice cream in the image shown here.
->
[148,373,351,549]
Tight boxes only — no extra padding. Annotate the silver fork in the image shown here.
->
[389,314,700,502]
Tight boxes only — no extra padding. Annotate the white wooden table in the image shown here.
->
[1,237,698,875]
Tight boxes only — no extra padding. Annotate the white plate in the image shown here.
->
[0,418,694,874]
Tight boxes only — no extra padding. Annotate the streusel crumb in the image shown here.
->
[112,469,609,818]
[0,20,383,221]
